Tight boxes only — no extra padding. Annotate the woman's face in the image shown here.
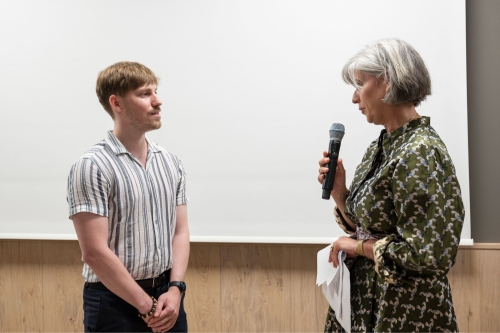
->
[352,71,389,125]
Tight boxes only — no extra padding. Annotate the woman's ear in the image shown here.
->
[377,76,390,99]
[384,72,391,93]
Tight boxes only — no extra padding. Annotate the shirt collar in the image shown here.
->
[146,136,163,153]
[104,131,164,155]
[382,116,430,140]
[104,131,128,155]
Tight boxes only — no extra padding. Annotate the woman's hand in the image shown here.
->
[329,237,376,267]
[328,236,359,268]
[318,152,349,206]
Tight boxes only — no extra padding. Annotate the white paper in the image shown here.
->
[317,244,351,333]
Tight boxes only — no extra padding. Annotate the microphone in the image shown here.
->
[322,123,345,200]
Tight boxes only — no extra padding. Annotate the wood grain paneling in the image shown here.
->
[184,243,221,332]
[0,241,44,332]
[283,244,329,332]
[41,241,83,332]
[1,241,499,332]
[448,246,500,331]
[477,248,500,332]
[449,248,477,331]
[220,244,285,332]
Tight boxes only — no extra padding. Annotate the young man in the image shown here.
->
[67,62,189,332]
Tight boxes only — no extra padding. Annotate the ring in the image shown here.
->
[330,242,336,251]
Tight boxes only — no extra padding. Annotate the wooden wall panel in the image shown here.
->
[41,241,83,332]
[449,248,478,331]
[284,244,329,332]
[184,244,221,332]
[220,244,286,332]
[448,246,500,331]
[1,240,499,332]
[0,241,44,332]
[476,248,500,332]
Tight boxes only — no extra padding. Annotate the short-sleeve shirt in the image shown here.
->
[67,131,188,282]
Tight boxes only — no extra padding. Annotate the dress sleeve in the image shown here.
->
[373,144,464,285]
[176,159,189,206]
[67,158,109,218]
[334,206,356,234]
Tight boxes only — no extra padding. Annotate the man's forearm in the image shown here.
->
[169,230,190,282]
[169,204,190,283]
[73,212,154,315]
[84,248,153,314]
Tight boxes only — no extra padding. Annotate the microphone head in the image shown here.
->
[329,123,345,142]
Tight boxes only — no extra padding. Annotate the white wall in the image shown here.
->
[0,0,470,244]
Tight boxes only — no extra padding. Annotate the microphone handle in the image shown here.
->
[322,141,341,200]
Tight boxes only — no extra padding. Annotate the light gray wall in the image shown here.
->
[0,1,471,242]
[466,0,500,242]
[0,1,492,243]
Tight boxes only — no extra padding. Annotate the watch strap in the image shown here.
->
[169,281,186,293]
[357,239,367,257]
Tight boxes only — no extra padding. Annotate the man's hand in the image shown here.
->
[147,288,182,332]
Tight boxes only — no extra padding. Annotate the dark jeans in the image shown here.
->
[83,282,187,332]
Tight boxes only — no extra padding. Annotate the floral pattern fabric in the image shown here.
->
[325,117,464,332]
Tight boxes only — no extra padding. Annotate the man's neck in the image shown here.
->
[113,127,149,166]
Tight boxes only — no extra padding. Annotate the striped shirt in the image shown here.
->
[67,131,188,282]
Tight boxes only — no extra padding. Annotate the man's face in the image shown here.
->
[117,84,162,133]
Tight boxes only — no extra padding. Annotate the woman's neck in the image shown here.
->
[383,102,420,132]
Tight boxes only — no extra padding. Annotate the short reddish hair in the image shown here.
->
[96,62,159,118]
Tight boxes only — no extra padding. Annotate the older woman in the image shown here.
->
[318,38,464,332]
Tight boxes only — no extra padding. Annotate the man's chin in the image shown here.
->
[152,120,162,129]
[144,122,162,132]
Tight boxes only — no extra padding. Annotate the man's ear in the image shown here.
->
[109,95,122,114]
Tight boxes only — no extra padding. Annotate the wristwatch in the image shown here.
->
[169,281,187,293]
[357,239,367,257]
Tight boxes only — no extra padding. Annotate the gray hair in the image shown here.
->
[341,38,431,106]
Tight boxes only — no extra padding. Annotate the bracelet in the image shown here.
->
[357,239,367,257]
[138,296,157,319]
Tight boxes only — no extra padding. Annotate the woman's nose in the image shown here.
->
[352,90,360,104]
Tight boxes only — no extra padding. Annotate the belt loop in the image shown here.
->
[152,276,156,288]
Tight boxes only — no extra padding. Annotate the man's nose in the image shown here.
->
[152,93,162,107]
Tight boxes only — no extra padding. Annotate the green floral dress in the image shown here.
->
[325,117,464,332]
